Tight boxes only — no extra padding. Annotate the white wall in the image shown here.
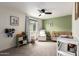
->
[0,7,25,51]
[0,7,43,51]
[38,19,42,31]
[72,3,75,37]
[72,3,79,41]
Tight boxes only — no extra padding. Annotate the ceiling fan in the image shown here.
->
[38,9,52,16]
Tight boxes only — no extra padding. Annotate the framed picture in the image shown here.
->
[75,2,79,20]
[10,16,19,26]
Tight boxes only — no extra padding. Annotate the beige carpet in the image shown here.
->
[0,41,57,56]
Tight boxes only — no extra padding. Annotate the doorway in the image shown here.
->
[29,19,38,41]
[25,16,38,42]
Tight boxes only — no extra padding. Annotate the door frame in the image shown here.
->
[25,16,38,42]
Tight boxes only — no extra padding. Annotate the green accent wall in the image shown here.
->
[42,15,72,32]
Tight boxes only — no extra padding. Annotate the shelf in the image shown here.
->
[18,37,23,41]
[16,37,27,47]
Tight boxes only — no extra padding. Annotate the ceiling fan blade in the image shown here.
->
[39,14,41,16]
[45,12,52,14]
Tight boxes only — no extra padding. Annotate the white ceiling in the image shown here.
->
[0,2,73,19]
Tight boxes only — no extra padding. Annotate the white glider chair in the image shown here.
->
[38,30,46,41]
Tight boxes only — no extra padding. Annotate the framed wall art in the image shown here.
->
[75,2,79,20]
[10,16,19,26]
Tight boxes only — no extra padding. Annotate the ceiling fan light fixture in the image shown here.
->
[42,13,45,16]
